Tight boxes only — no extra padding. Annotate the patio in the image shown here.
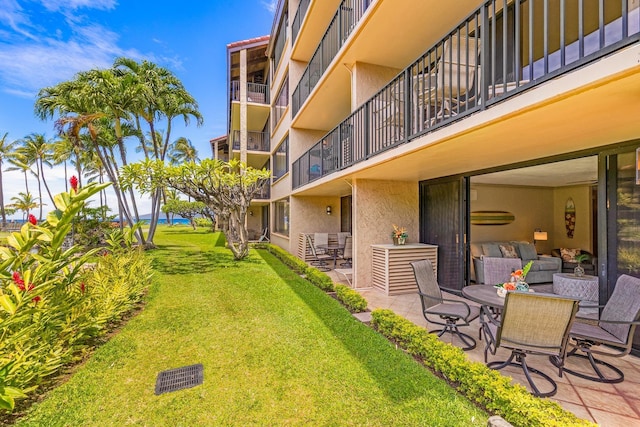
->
[328,270,640,426]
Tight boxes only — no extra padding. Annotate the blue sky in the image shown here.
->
[0,0,275,217]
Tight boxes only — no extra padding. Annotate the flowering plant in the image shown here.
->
[495,260,533,291]
[391,224,408,239]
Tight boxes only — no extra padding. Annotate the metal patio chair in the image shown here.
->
[411,259,480,351]
[339,235,352,267]
[306,234,332,272]
[258,227,270,242]
[482,292,579,397]
[552,274,640,383]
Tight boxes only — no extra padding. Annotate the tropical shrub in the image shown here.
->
[0,183,152,412]
[334,284,368,312]
[371,309,595,427]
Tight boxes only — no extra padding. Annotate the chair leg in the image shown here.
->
[488,351,558,397]
[552,345,625,383]
[429,317,477,351]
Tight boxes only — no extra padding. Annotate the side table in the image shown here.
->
[552,273,598,303]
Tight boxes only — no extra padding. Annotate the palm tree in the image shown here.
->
[20,133,55,219]
[169,137,199,164]
[9,192,39,220]
[7,152,31,195]
[0,132,16,228]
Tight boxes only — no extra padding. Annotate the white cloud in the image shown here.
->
[39,0,117,12]
[261,0,277,14]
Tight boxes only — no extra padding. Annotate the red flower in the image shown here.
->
[28,283,34,291]
[28,214,37,225]
[70,175,78,192]
[17,283,25,291]
[32,296,41,304]
[80,282,86,293]
[12,271,23,284]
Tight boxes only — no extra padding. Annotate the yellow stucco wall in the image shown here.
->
[353,179,418,288]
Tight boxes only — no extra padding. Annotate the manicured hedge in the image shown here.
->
[266,244,334,291]
[371,309,595,427]
[334,284,368,313]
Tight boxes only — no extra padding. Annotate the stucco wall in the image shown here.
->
[353,179,418,288]
[289,195,342,254]
[352,61,402,109]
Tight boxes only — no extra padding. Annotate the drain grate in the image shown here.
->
[155,363,203,395]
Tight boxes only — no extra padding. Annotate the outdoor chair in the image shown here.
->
[258,227,270,242]
[306,234,332,272]
[314,233,329,255]
[339,236,352,267]
[410,259,480,351]
[481,292,579,397]
[337,232,351,251]
[552,274,640,383]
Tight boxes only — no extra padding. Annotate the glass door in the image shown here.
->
[419,177,468,290]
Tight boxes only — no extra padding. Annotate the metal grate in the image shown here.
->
[155,364,203,395]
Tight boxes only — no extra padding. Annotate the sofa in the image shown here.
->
[470,241,562,285]
[551,248,597,275]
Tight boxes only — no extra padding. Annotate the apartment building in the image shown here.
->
[223,35,272,240]
[257,0,639,347]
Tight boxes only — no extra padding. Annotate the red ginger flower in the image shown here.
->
[28,214,37,225]
[13,271,25,290]
[80,282,86,293]
[70,175,78,192]
[32,296,41,304]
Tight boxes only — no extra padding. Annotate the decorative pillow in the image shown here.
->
[482,243,502,258]
[560,248,581,262]
[499,244,519,258]
[517,242,538,262]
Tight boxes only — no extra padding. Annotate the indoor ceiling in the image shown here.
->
[471,156,599,187]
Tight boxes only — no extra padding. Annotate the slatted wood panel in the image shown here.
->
[371,244,438,295]
[297,233,340,262]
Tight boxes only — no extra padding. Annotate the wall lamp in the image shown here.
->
[326,206,332,215]
[249,210,253,216]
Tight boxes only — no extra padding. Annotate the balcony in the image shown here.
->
[230,81,270,105]
[231,130,270,152]
[254,181,271,200]
[292,0,640,189]
[291,0,372,118]
[291,0,311,44]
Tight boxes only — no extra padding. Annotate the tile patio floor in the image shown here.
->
[327,271,640,426]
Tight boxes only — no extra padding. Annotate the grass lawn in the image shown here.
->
[14,226,487,426]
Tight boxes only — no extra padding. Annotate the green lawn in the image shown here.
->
[14,227,487,426]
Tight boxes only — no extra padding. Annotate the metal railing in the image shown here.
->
[230,81,269,104]
[231,131,270,152]
[254,181,271,199]
[292,0,310,44]
[291,0,371,117]
[292,0,640,189]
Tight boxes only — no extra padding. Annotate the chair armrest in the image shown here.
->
[480,305,501,327]
[440,286,463,297]
[441,296,473,318]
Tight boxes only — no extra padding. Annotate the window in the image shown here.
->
[272,136,289,180]
[274,198,290,236]
[272,75,289,128]
[272,10,288,71]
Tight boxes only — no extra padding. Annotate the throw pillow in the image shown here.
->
[482,243,502,258]
[499,244,519,258]
[560,248,581,262]
[517,242,538,262]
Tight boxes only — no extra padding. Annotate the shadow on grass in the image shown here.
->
[255,249,447,404]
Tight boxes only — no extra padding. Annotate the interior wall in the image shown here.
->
[353,179,418,288]
[470,184,554,254]
[552,185,593,253]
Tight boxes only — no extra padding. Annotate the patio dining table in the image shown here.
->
[317,243,343,269]
[461,285,507,309]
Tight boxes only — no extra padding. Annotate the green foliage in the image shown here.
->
[266,244,334,291]
[371,309,596,427]
[334,284,368,312]
[72,205,115,248]
[0,183,152,413]
[104,223,143,253]
[193,217,213,228]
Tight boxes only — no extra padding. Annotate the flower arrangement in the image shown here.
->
[391,224,408,239]
[495,260,533,294]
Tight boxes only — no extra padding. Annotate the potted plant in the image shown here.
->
[574,253,589,277]
[391,224,408,245]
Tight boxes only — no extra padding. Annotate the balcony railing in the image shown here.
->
[231,130,270,152]
[229,81,269,104]
[254,181,271,199]
[292,0,640,189]
[291,0,310,44]
[291,0,371,117]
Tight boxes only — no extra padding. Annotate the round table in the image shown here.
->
[317,244,343,268]
[461,285,506,309]
[552,273,598,303]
